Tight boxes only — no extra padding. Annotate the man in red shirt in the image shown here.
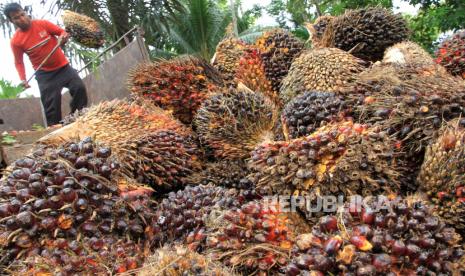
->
[5,3,88,126]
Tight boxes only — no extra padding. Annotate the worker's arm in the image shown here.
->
[42,20,70,45]
[10,41,30,88]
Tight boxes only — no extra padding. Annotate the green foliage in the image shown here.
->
[1,133,16,145]
[0,78,24,99]
[405,0,465,53]
[32,124,45,131]
[266,0,393,28]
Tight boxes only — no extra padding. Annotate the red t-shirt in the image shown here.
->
[10,19,69,81]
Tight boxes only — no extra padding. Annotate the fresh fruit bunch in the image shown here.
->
[248,121,400,198]
[348,62,465,155]
[383,41,436,66]
[435,30,465,78]
[118,130,202,191]
[186,159,252,189]
[62,10,104,48]
[147,184,261,248]
[319,7,409,61]
[0,138,159,273]
[194,87,278,159]
[305,15,334,48]
[285,196,465,275]
[138,245,239,276]
[280,91,352,140]
[39,98,189,146]
[205,200,311,274]
[128,56,223,124]
[235,48,280,106]
[9,238,145,275]
[212,37,248,86]
[255,29,304,92]
[280,48,366,104]
[418,118,465,234]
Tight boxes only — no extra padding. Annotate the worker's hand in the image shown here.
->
[59,32,70,45]
[20,80,31,89]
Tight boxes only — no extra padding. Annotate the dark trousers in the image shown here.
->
[36,64,88,126]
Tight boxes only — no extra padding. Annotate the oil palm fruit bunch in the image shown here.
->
[280,91,352,140]
[40,98,188,146]
[256,29,304,92]
[320,7,409,62]
[212,37,248,87]
[383,41,435,66]
[138,245,239,276]
[118,130,202,191]
[0,138,159,273]
[348,63,465,156]
[280,48,366,104]
[10,238,145,275]
[147,184,260,251]
[418,118,465,234]
[62,10,104,48]
[205,200,311,274]
[285,196,465,275]
[128,56,223,124]
[305,15,334,47]
[235,48,280,106]
[248,121,400,198]
[186,159,252,189]
[435,30,465,78]
[194,87,278,159]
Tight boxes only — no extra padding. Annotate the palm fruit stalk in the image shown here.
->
[0,138,158,274]
[279,91,352,140]
[280,48,366,104]
[418,118,465,234]
[235,48,281,106]
[62,10,105,48]
[256,29,304,92]
[319,7,409,62]
[435,30,465,78]
[285,196,465,275]
[212,37,248,87]
[128,56,224,124]
[186,159,253,189]
[248,121,400,199]
[383,41,436,66]
[305,15,335,48]
[194,86,278,160]
[138,245,239,276]
[348,63,465,157]
[205,199,311,274]
[39,99,200,191]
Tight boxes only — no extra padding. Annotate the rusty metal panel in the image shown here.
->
[61,34,149,116]
[0,98,46,132]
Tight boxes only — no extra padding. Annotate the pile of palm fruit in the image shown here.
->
[2,6,465,275]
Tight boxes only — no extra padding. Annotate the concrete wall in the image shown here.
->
[0,35,149,132]
[0,98,46,131]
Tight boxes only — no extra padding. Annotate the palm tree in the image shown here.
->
[153,0,266,60]
[158,0,230,60]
